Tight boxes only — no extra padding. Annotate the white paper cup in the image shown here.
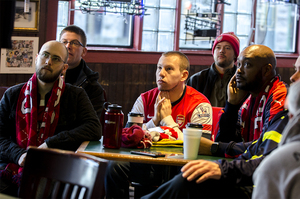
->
[183,128,202,160]
[125,112,144,128]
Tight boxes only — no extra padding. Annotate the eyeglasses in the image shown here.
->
[39,52,66,64]
[61,40,84,47]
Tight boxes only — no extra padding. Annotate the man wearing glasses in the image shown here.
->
[0,41,101,196]
[59,25,105,122]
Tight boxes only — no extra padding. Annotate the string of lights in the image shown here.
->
[72,0,147,16]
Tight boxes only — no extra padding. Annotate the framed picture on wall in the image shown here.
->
[0,36,39,74]
[14,0,39,31]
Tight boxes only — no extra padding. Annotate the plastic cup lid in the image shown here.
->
[128,112,144,117]
[186,123,203,128]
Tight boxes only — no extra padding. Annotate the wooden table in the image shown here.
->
[76,140,231,166]
[0,193,19,199]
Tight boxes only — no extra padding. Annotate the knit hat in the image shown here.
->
[212,32,240,59]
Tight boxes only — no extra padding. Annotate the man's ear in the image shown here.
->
[81,47,87,58]
[62,63,69,74]
[263,63,273,77]
[181,70,189,82]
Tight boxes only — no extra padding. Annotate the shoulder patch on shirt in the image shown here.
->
[196,104,211,119]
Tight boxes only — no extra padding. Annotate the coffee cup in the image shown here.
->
[125,112,144,128]
[183,123,203,160]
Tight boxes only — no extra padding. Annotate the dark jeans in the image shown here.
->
[141,173,251,199]
[0,163,18,197]
[104,161,180,199]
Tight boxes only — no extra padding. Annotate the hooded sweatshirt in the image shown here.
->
[252,110,300,199]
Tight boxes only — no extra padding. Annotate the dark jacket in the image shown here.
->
[66,59,105,121]
[216,76,287,143]
[187,63,236,107]
[0,83,101,165]
[215,110,289,186]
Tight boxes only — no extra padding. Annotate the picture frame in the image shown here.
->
[0,37,39,74]
[14,0,39,31]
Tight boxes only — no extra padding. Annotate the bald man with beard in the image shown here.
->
[216,44,288,143]
[0,41,101,196]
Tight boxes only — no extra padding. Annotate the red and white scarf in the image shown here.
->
[16,73,65,148]
[238,76,279,142]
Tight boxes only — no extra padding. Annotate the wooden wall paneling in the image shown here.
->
[107,64,118,104]
[123,63,133,115]
[99,63,111,102]
[130,64,140,101]
[138,64,147,94]
[115,63,125,106]
[0,74,8,86]
[276,67,294,86]
[145,64,156,92]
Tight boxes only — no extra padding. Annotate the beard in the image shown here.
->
[237,73,263,92]
[36,66,63,83]
[215,58,234,69]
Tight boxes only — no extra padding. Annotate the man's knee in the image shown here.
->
[105,161,130,180]
[0,178,18,196]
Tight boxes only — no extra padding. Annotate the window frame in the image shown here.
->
[47,0,299,67]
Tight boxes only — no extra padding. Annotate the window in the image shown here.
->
[56,1,69,40]
[179,0,218,50]
[223,0,252,51]
[255,1,298,53]
[56,0,299,53]
[141,0,176,51]
[56,0,134,47]
[222,0,298,53]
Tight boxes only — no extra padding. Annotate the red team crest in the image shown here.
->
[176,115,185,128]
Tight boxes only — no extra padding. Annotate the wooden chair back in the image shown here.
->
[100,88,108,133]
[19,147,107,199]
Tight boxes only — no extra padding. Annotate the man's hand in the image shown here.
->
[18,153,27,166]
[181,160,221,184]
[159,91,172,120]
[38,142,48,149]
[227,74,248,105]
[152,94,164,125]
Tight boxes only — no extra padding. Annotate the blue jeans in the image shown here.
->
[105,161,179,199]
[141,173,251,199]
[0,164,18,197]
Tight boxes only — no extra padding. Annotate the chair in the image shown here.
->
[211,107,223,141]
[19,147,108,199]
[100,88,108,133]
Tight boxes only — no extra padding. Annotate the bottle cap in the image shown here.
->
[108,104,122,110]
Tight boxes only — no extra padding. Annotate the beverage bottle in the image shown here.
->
[103,103,124,149]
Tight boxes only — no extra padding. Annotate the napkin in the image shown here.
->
[121,125,152,149]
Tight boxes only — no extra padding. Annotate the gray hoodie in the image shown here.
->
[252,102,300,199]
